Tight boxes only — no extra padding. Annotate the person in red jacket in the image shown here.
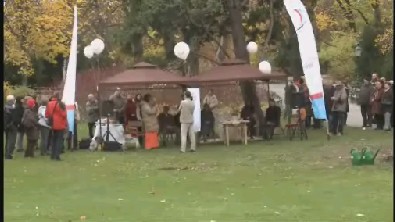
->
[45,93,67,161]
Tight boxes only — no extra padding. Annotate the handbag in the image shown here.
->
[47,102,58,127]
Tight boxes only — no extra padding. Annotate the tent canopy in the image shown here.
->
[190,59,287,83]
[99,62,188,86]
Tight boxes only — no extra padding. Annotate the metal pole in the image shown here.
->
[96,56,103,150]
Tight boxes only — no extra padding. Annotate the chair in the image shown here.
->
[262,106,282,140]
[126,120,144,139]
[285,108,308,141]
[158,114,178,146]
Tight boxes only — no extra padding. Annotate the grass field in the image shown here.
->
[4,125,393,222]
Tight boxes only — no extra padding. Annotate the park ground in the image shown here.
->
[4,126,393,222]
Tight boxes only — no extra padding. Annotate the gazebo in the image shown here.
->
[190,59,287,83]
[99,62,189,87]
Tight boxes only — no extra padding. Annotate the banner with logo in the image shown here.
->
[284,0,327,120]
[62,6,78,133]
[187,88,201,132]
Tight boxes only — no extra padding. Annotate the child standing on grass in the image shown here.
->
[22,99,39,158]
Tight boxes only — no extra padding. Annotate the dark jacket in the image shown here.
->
[358,83,373,105]
[158,112,176,132]
[14,102,25,131]
[266,105,281,126]
[86,100,99,123]
[22,108,39,140]
[381,88,393,113]
[324,85,334,115]
[371,88,384,114]
[4,103,18,131]
[289,84,305,108]
[201,109,214,126]
[125,99,138,122]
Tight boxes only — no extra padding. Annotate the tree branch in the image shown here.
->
[263,0,274,50]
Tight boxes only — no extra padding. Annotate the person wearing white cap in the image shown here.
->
[4,95,18,159]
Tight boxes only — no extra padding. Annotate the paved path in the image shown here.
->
[270,84,362,127]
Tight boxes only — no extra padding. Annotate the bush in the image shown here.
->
[3,83,36,102]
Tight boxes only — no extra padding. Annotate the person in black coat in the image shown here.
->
[4,95,19,159]
[200,104,215,141]
[240,103,256,138]
[14,96,25,152]
[264,99,281,139]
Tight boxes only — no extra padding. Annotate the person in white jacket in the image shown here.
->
[38,101,51,156]
[178,91,196,153]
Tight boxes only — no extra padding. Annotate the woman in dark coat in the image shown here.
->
[22,99,39,158]
[371,81,384,130]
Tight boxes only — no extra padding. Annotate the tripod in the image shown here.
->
[102,114,117,143]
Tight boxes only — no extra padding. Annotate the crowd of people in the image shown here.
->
[357,74,393,131]
[103,88,211,152]
[4,93,73,160]
[4,73,392,160]
[286,73,393,136]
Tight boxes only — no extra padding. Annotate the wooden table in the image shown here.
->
[222,120,249,147]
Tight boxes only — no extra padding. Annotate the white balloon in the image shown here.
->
[259,61,271,74]
[174,41,190,60]
[90,38,105,55]
[84,45,94,59]
[246,41,258,53]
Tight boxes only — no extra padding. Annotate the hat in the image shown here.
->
[27,99,36,109]
[6,95,15,101]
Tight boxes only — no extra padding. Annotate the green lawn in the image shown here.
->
[4,126,393,222]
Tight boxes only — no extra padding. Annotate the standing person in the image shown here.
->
[202,89,219,137]
[67,102,80,151]
[240,103,256,139]
[45,93,67,161]
[86,94,99,139]
[141,94,159,150]
[109,87,126,124]
[4,95,18,159]
[358,79,373,128]
[125,94,138,122]
[299,79,312,128]
[203,89,219,110]
[134,94,143,145]
[371,81,384,130]
[330,81,348,136]
[15,96,25,152]
[381,82,393,131]
[22,99,39,158]
[179,90,195,153]
[38,100,51,156]
[344,84,350,126]
[371,73,379,85]
[323,81,334,122]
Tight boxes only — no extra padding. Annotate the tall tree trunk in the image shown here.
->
[132,34,144,63]
[163,33,175,60]
[227,0,264,131]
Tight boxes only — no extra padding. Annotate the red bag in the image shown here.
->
[145,132,159,150]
